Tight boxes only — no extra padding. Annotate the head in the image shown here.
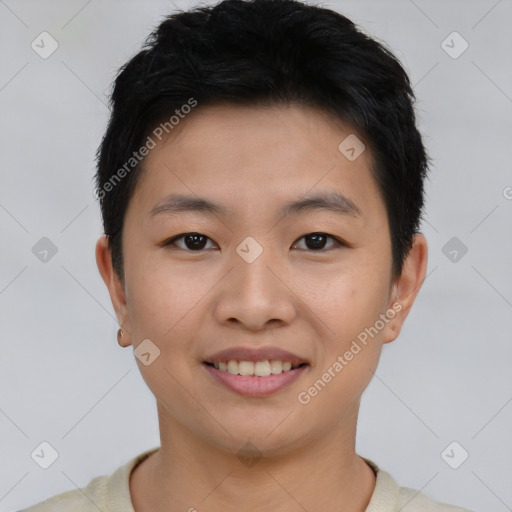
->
[95,0,428,456]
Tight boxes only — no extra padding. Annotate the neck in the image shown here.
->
[130,402,376,512]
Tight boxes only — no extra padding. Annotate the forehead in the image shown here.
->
[127,103,387,228]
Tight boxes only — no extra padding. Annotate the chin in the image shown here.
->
[200,418,313,459]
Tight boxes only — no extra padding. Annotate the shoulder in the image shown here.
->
[18,448,159,512]
[397,486,474,512]
[18,474,108,512]
[361,457,475,512]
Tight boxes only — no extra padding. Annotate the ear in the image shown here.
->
[382,233,428,344]
[95,235,131,344]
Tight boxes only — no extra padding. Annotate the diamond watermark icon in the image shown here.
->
[237,442,262,468]
[236,237,263,263]
[338,134,365,161]
[31,441,59,469]
[134,338,161,366]
[441,31,468,59]
[32,237,58,263]
[31,31,59,59]
[442,236,468,263]
[441,441,469,469]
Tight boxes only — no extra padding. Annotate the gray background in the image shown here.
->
[1,1,511,511]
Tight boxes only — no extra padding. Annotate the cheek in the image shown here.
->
[126,268,206,414]
[300,277,387,412]
[305,264,388,336]
[125,262,202,345]
[305,264,391,390]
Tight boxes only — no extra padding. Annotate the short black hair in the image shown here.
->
[95,0,430,287]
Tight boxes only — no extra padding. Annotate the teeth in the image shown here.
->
[270,360,283,374]
[227,360,238,375]
[254,361,271,377]
[212,359,301,376]
[238,361,254,376]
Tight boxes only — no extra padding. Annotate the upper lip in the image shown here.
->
[204,346,309,365]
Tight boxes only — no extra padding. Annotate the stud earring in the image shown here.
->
[117,328,127,347]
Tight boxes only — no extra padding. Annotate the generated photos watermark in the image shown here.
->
[297,301,403,405]
[93,97,198,200]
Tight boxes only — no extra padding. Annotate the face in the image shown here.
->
[97,103,427,457]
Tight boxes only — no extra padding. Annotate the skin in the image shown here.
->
[96,102,428,512]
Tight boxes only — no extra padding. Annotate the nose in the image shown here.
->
[213,250,297,332]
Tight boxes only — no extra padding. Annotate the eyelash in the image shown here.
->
[161,232,347,252]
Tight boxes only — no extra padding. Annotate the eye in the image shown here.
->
[162,232,346,252]
[163,232,217,251]
[292,232,345,251]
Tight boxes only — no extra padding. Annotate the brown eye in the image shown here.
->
[164,233,217,251]
[293,233,344,251]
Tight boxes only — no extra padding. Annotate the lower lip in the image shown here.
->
[202,363,308,397]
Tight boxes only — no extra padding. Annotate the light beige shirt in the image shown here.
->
[19,448,474,512]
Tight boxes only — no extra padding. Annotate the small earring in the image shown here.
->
[117,328,127,347]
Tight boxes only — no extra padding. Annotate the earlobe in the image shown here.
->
[382,233,428,344]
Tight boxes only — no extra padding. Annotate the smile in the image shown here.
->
[202,360,309,397]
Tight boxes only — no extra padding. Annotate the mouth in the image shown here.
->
[202,356,310,397]
[202,346,310,396]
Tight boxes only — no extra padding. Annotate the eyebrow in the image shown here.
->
[149,191,362,220]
